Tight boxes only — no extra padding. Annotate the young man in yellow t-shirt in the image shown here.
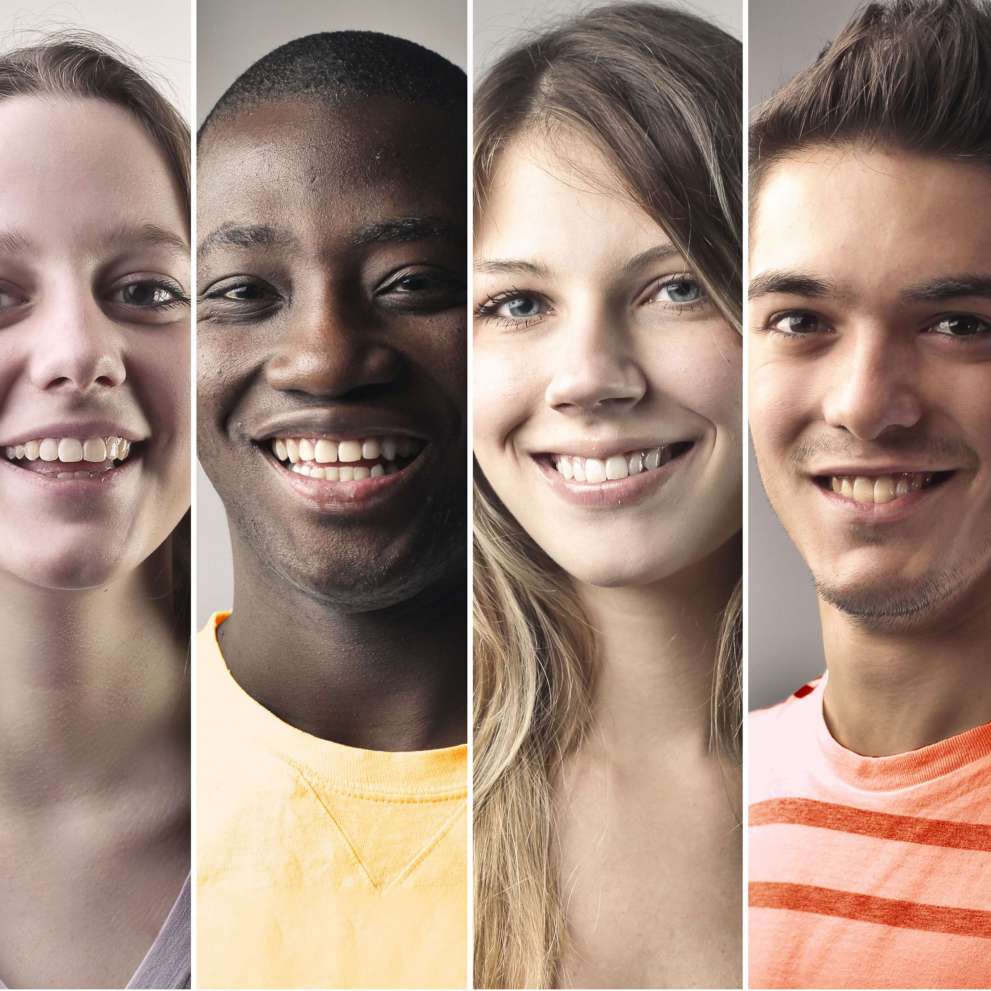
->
[195,30,467,989]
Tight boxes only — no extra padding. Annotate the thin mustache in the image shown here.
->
[789,435,979,471]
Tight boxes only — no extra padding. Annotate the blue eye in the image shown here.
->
[654,278,704,304]
[476,290,550,327]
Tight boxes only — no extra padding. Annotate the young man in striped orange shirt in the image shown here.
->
[748,1,991,986]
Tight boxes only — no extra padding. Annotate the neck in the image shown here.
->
[576,535,740,758]
[821,579,991,756]
[221,548,467,753]
[0,543,188,806]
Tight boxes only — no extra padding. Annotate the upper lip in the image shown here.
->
[250,410,432,443]
[807,463,958,476]
[0,420,145,447]
[533,438,693,459]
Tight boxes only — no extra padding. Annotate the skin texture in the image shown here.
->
[474,133,742,988]
[0,96,190,988]
[198,95,467,750]
[750,145,991,755]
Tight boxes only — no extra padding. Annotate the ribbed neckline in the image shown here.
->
[202,612,467,799]
[810,675,991,790]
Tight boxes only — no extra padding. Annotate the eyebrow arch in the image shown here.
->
[0,228,34,254]
[102,222,188,255]
[749,270,847,301]
[901,274,991,303]
[626,243,682,270]
[474,258,549,277]
[351,216,463,247]
[198,223,295,258]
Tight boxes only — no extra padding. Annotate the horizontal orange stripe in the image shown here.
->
[750,882,991,939]
[751,798,991,852]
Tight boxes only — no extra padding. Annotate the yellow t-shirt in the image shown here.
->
[196,612,467,989]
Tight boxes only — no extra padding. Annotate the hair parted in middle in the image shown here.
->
[751,0,991,203]
[473,4,742,988]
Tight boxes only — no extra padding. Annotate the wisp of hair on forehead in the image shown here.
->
[200,30,465,141]
[751,0,991,202]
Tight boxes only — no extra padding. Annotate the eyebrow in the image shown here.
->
[350,217,463,247]
[901,274,991,303]
[749,270,847,301]
[475,243,682,278]
[198,223,295,258]
[0,229,33,254]
[0,223,187,258]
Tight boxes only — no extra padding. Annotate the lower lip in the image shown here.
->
[535,446,694,508]
[262,447,427,513]
[0,455,138,495]
[812,474,955,522]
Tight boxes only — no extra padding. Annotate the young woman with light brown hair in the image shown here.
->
[473,4,742,987]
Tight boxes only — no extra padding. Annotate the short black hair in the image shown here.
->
[200,30,465,139]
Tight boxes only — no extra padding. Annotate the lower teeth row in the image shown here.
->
[555,446,672,484]
[289,462,400,480]
[830,473,934,504]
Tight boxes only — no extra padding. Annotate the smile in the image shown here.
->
[268,434,424,480]
[3,435,135,479]
[815,470,953,505]
[550,442,694,484]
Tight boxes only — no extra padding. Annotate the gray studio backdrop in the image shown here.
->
[196,0,466,626]
[1,0,189,120]
[476,0,740,71]
[748,0,863,710]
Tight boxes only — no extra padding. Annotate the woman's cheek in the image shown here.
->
[472,339,541,455]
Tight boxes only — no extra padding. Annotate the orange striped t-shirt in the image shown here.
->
[749,676,991,989]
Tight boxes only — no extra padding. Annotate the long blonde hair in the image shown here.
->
[473,5,742,987]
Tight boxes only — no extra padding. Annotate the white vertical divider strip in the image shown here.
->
[465,0,476,986]
[741,0,751,986]
[188,0,198,984]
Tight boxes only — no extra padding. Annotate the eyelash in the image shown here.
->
[109,278,191,311]
[762,310,991,341]
[474,274,708,330]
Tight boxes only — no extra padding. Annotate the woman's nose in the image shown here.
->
[544,314,647,415]
[28,293,126,393]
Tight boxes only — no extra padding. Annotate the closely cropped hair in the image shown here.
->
[751,0,991,196]
[473,5,742,987]
[201,30,465,139]
[0,34,191,634]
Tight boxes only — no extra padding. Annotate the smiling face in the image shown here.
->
[0,96,190,590]
[473,132,741,588]
[749,145,991,623]
[197,95,466,609]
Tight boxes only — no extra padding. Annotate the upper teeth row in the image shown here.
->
[4,436,132,463]
[272,436,418,464]
[830,473,933,504]
[555,446,672,484]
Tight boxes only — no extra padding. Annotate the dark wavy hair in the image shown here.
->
[0,33,191,636]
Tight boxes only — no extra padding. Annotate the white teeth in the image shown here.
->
[274,438,287,461]
[370,464,385,478]
[338,441,362,463]
[83,438,107,463]
[286,439,300,463]
[314,439,337,463]
[585,458,606,483]
[605,455,628,480]
[362,439,380,460]
[3,435,133,466]
[58,438,83,463]
[338,466,354,481]
[382,438,398,461]
[552,444,680,485]
[829,472,936,504]
[298,438,314,461]
[353,466,370,480]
